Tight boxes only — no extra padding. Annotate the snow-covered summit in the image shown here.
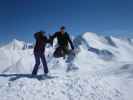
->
[3,39,25,50]
[76,32,133,62]
[1,39,33,50]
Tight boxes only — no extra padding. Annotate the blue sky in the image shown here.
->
[0,0,133,44]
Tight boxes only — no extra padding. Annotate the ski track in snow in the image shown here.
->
[0,32,133,100]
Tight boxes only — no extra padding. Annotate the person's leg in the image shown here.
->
[32,53,40,75]
[40,53,49,74]
[62,46,69,58]
[54,46,68,58]
[53,47,61,58]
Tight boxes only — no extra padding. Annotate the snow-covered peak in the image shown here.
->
[74,32,133,62]
[12,39,21,44]
[82,32,100,39]
[81,32,107,48]
[1,39,33,50]
[82,32,101,44]
[3,39,25,50]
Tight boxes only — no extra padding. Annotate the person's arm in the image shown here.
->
[33,33,39,52]
[34,33,38,40]
[49,32,57,46]
[43,36,49,43]
[51,32,57,40]
[67,33,74,50]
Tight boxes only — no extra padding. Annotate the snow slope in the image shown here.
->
[0,32,133,100]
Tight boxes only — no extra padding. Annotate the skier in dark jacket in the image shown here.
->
[50,26,74,58]
[32,31,49,75]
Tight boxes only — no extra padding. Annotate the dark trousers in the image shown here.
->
[32,52,48,75]
[54,46,69,58]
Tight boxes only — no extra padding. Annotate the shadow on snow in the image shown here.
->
[0,74,57,81]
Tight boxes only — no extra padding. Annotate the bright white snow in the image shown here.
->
[0,32,133,100]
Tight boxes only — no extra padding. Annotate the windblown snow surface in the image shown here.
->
[0,32,133,100]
